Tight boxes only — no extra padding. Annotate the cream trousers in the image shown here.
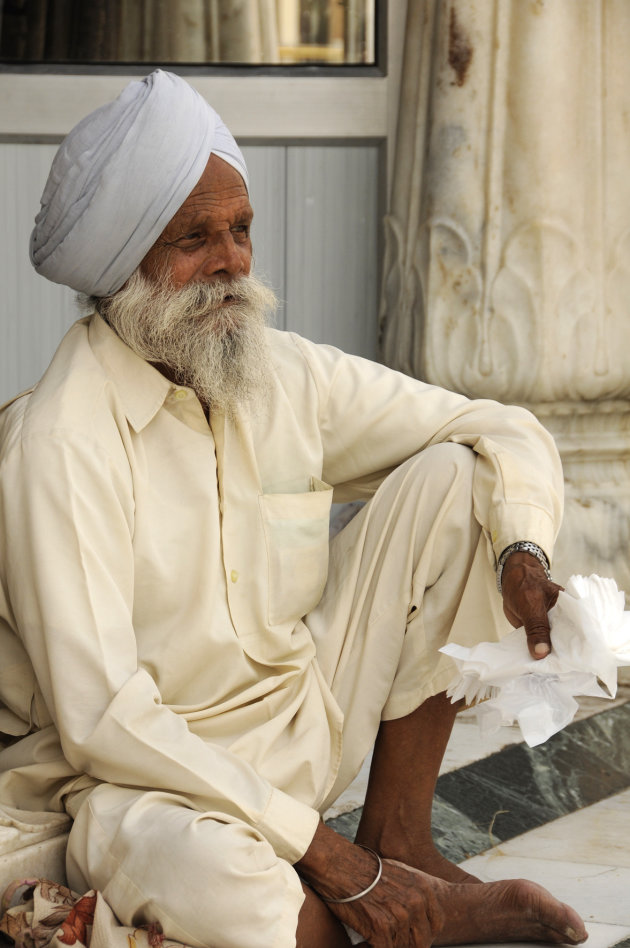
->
[66,444,506,948]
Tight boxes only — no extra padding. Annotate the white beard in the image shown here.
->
[97,269,277,418]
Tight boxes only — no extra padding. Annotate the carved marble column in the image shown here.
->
[380,0,630,594]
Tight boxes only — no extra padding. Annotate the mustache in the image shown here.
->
[178,278,250,317]
[139,274,277,338]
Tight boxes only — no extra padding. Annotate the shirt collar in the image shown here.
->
[87,312,176,432]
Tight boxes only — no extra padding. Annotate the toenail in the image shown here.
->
[565,927,585,943]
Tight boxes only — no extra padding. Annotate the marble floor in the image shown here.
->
[325,684,630,948]
[460,789,630,948]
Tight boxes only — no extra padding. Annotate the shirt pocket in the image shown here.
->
[259,476,333,628]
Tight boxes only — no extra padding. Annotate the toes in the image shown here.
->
[557,906,588,946]
[507,880,588,945]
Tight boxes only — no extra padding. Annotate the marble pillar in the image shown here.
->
[380,0,630,596]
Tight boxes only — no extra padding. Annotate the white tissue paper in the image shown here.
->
[440,574,630,747]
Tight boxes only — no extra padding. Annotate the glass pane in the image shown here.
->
[0,0,377,66]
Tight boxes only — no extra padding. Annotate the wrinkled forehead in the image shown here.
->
[161,155,252,234]
[186,153,250,206]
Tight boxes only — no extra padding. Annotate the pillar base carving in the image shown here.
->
[531,401,630,602]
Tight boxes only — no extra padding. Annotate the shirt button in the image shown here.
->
[230,570,239,583]
[173,389,187,400]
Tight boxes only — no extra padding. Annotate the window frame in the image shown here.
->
[0,3,401,168]
[0,0,386,75]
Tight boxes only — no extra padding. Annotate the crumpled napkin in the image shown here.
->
[440,574,630,747]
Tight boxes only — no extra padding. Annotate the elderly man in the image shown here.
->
[0,71,586,948]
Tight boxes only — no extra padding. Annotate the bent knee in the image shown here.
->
[401,442,476,510]
[413,442,475,480]
[68,787,303,948]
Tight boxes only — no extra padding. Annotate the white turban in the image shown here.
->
[30,70,249,297]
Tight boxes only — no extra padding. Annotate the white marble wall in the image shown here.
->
[380,0,630,596]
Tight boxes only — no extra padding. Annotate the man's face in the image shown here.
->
[140,153,253,289]
[100,154,275,417]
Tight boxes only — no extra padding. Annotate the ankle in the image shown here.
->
[355,821,434,859]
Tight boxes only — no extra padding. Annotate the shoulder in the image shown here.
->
[0,316,135,470]
[265,328,405,389]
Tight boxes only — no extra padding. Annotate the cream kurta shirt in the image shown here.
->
[0,314,563,865]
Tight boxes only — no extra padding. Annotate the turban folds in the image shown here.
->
[30,70,249,297]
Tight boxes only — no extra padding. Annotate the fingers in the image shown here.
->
[503,589,553,656]
[523,619,552,659]
[520,577,564,659]
[500,552,563,660]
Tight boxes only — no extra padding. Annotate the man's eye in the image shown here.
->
[232,225,250,240]
[171,232,203,248]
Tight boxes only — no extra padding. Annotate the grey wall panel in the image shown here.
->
[285,144,380,360]
[0,141,380,405]
[240,145,288,330]
[0,144,77,404]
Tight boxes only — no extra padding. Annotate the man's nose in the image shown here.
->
[202,233,250,280]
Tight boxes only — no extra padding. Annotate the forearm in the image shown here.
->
[295,820,380,902]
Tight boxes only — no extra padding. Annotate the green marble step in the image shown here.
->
[326,702,630,862]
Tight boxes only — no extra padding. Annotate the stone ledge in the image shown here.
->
[0,807,70,856]
[0,832,69,892]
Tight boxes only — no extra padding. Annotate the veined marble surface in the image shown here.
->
[325,688,630,860]
[460,788,630,947]
[325,686,630,820]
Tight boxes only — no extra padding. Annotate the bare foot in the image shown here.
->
[297,827,587,948]
[420,872,588,946]
[403,845,481,885]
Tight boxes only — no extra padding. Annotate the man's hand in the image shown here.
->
[330,858,443,947]
[295,822,446,946]
[500,551,563,659]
